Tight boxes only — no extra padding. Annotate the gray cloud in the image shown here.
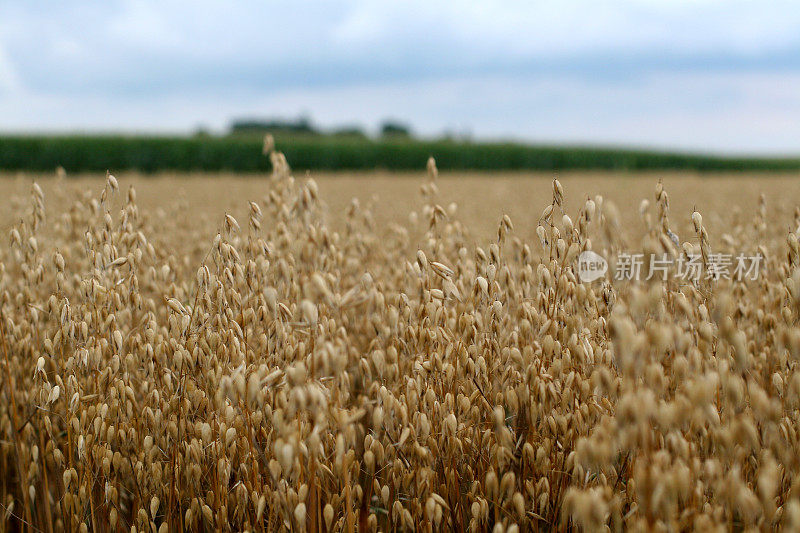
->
[2,1,800,152]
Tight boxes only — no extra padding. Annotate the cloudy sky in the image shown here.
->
[2,1,800,153]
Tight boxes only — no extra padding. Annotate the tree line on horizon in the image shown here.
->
[226,117,414,139]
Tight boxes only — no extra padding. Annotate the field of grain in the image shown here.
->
[1,154,800,532]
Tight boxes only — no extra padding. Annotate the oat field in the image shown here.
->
[2,152,800,532]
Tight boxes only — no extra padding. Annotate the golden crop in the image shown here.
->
[1,151,800,532]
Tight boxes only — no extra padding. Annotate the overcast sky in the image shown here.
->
[2,1,800,153]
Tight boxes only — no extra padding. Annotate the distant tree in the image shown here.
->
[380,120,412,138]
[330,126,367,138]
[230,116,319,136]
[293,115,316,135]
[193,126,212,138]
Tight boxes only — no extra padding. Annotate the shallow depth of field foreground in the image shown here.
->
[2,153,800,533]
